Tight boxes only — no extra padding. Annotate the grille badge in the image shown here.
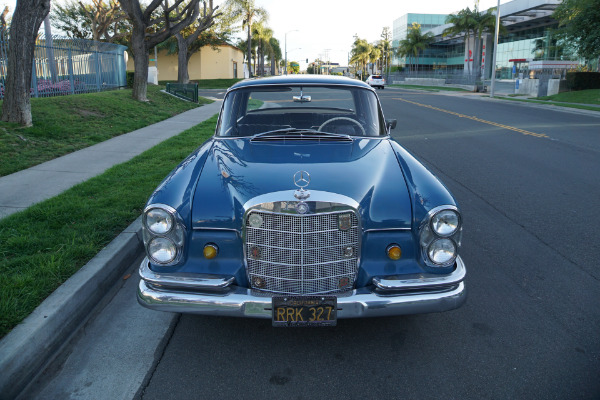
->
[338,213,352,231]
[249,246,261,260]
[338,277,351,289]
[248,213,263,228]
[296,202,309,214]
[343,246,354,258]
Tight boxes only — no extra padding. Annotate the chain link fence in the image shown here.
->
[0,31,127,99]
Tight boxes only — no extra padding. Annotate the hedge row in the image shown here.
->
[565,72,600,91]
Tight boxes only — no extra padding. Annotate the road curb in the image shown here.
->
[0,217,144,400]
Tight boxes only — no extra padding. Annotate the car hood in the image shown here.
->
[191,137,413,230]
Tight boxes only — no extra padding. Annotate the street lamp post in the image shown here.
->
[285,30,298,75]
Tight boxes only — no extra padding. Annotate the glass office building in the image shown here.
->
[392,14,448,65]
[391,0,580,78]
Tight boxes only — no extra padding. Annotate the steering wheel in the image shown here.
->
[318,117,366,136]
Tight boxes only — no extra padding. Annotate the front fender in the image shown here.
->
[388,139,458,227]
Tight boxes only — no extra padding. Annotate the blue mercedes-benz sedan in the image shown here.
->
[137,75,466,327]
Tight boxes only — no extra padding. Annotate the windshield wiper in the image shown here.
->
[252,128,352,141]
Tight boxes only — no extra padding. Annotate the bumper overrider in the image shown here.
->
[137,257,466,318]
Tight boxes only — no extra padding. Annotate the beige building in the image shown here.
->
[127,44,245,81]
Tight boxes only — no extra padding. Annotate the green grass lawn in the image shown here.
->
[537,89,600,105]
[0,116,218,338]
[389,84,469,92]
[497,90,600,112]
[0,85,212,177]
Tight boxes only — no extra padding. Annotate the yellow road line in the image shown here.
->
[393,97,548,138]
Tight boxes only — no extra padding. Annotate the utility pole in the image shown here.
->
[285,30,298,75]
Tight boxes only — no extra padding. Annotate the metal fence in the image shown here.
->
[386,71,479,85]
[166,83,199,103]
[0,31,127,99]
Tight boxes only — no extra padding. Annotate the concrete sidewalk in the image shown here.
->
[0,100,222,219]
[0,100,221,399]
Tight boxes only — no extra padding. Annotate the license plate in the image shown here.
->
[272,296,337,327]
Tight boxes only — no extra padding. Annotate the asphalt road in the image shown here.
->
[24,88,600,400]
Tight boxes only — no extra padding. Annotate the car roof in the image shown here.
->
[230,75,372,90]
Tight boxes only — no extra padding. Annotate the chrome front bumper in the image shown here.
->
[137,257,466,319]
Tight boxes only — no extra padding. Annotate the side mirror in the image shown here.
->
[386,119,397,130]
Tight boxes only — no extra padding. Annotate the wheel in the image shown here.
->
[318,117,366,136]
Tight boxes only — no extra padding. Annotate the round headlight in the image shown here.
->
[146,208,174,234]
[427,238,456,265]
[148,237,177,264]
[431,210,460,237]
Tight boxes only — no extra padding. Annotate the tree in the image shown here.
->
[51,0,128,42]
[554,0,600,68]
[350,37,371,79]
[252,20,272,76]
[444,7,477,75]
[379,27,392,76]
[288,61,299,74]
[471,6,503,79]
[396,37,413,72]
[369,46,381,73]
[396,23,433,73]
[174,0,222,84]
[120,0,201,101]
[227,0,267,77]
[267,36,281,75]
[409,23,434,72]
[1,0,51,126]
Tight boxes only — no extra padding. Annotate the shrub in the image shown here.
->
[565,72,600,91]
[126,71,135,88]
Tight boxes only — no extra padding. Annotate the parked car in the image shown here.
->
[366,74,385,89]
[137,75,466,327]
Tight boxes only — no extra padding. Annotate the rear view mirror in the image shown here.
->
[386,119,397,130]
[293,95,311,103]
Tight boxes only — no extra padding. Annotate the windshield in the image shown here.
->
[216,85,386,137]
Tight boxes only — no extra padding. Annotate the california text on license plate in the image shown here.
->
[272,296,337,327]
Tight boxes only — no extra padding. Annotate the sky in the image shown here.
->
[250,0,504,69]
[2,0,504,69]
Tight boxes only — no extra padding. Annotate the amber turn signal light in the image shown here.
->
[203,244,218,259]
[386,244,402,260]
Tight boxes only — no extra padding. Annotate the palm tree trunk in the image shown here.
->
[246,22,252,77]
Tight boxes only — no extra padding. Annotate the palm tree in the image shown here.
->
[267,36,282,75]
[377,38,392,76]
[228,0,268,77]
[252,20,272,76]
[472,6,505,79]
[350,37,371,79]
[396,38,413,73]
[379,27,392,76]
[444,7,477,75]
[369,46,381,73]
[407,23,434,73]
[396,23,433,73]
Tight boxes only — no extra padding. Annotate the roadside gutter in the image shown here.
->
[0,217,143,400]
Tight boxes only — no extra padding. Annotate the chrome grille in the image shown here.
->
[245,210,359,295]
